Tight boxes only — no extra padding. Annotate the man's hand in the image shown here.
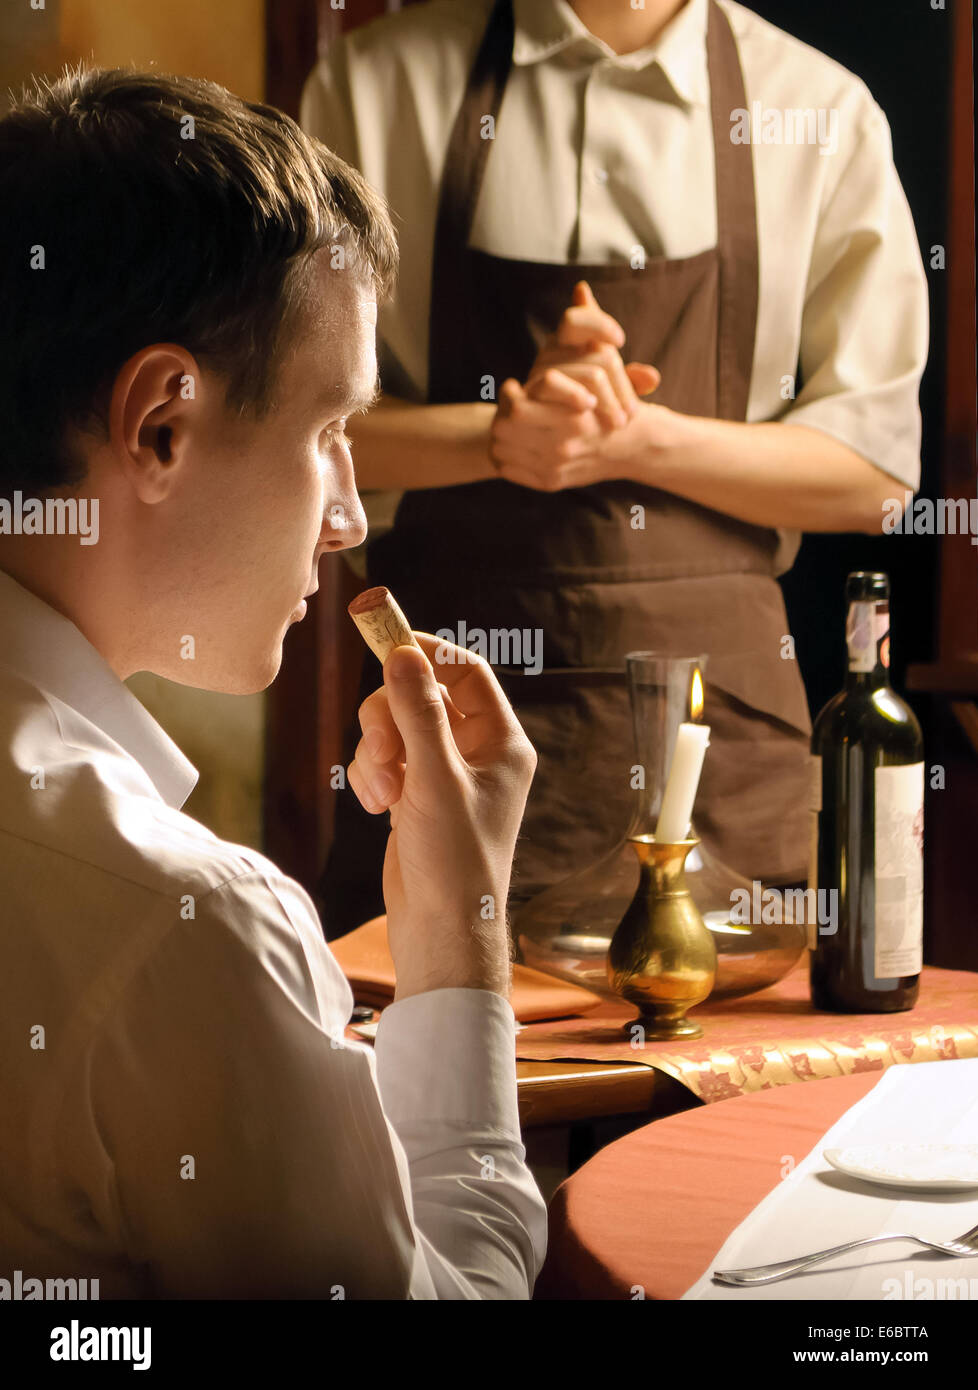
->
[347,634,536,1001]
[489,280,661,490]
[491,381,664,491]
[525,280,658,428]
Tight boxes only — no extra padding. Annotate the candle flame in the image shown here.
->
[690,669,704,721]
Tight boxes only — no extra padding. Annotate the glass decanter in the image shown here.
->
[515,652,806,1000]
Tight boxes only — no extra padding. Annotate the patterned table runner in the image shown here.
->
[514,964,978,1101]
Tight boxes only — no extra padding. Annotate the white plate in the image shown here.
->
[823,1143,978,1192]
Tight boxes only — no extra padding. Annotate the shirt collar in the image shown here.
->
[512,0,709,106]
[0,568,198,809]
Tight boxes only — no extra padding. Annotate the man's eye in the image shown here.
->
[324,425,353,449]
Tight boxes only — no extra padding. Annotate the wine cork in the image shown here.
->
[348,586,421,664]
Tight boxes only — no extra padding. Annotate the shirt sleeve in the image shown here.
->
[71,869,547,1299]
[785,99,929,491]
[374,987,549,1299]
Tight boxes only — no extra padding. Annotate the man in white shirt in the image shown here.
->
[303,0,926,542]
[0,66,546,1299]
[303,0,929,933]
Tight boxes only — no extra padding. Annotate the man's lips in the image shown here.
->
[290,582,318,621]
[288,575,320,623]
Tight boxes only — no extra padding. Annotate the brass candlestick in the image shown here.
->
[607,836,717,1039]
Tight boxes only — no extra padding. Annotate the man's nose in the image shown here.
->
[320,492,368,551]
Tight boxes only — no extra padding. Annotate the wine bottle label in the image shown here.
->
[874,762,924,977]
[807,753,822,951]
[847,601,890,673]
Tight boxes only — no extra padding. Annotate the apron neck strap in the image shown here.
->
[707,0,759,420]
[431,0,514,274]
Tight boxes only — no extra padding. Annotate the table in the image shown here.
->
[533,1070,884,1299]
[348,964,978,1199]
[513,1059,700,1200]
[515,963,978,1106]
[516,1059,660,1127]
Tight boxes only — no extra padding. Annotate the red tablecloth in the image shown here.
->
[534,1070,883,1300]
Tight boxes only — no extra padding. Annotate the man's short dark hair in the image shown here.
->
[0,65,399,492]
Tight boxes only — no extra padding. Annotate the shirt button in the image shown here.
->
[593,166,608,184]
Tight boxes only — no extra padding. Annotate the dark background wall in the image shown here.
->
[752,0,950,721]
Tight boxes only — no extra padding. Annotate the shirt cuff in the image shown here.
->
[373,987,521,1139]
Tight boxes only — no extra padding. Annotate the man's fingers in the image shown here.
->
[357,690,404,761]
[492,408,598,461]
[526,366,599,413]
[352,689,405,811]
[626,361,661,396]
[413,633,527,753]
[351,661,475,811]
[349,756,403,815]
[554,362,628,429]
[584,341,641,419]
[491,379,528,471]
[529,343,638,424]
[497,377,524,417]
[553,280,625,348]
[381,644,459,781]
[554,304,626,350]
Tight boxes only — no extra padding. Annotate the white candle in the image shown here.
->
[655,723,711,842]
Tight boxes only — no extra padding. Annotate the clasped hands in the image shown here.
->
[488,280,662,492]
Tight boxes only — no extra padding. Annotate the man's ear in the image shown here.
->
[109,344,203,503]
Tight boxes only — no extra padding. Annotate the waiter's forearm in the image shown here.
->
[632,412,901,534]
[348,394,497,490]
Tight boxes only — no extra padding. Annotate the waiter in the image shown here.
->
[302,0,928,937]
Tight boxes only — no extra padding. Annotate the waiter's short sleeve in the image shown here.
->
[785,99,928,491]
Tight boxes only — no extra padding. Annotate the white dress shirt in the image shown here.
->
[0,568,547,1299]
[301,0,929,577]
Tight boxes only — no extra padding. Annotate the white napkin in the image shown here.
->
[682,1059,978,1300]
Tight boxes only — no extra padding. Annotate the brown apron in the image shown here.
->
[321,0,811,936]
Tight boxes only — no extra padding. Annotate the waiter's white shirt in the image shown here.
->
[0,569,547,1299]
[301,0,929,576]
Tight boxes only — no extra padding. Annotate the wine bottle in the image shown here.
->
[809,572,924,1012]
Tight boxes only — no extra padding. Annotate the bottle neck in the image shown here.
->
[845,599,891,691]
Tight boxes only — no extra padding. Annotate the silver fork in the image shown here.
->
[714,1221,978,1287]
